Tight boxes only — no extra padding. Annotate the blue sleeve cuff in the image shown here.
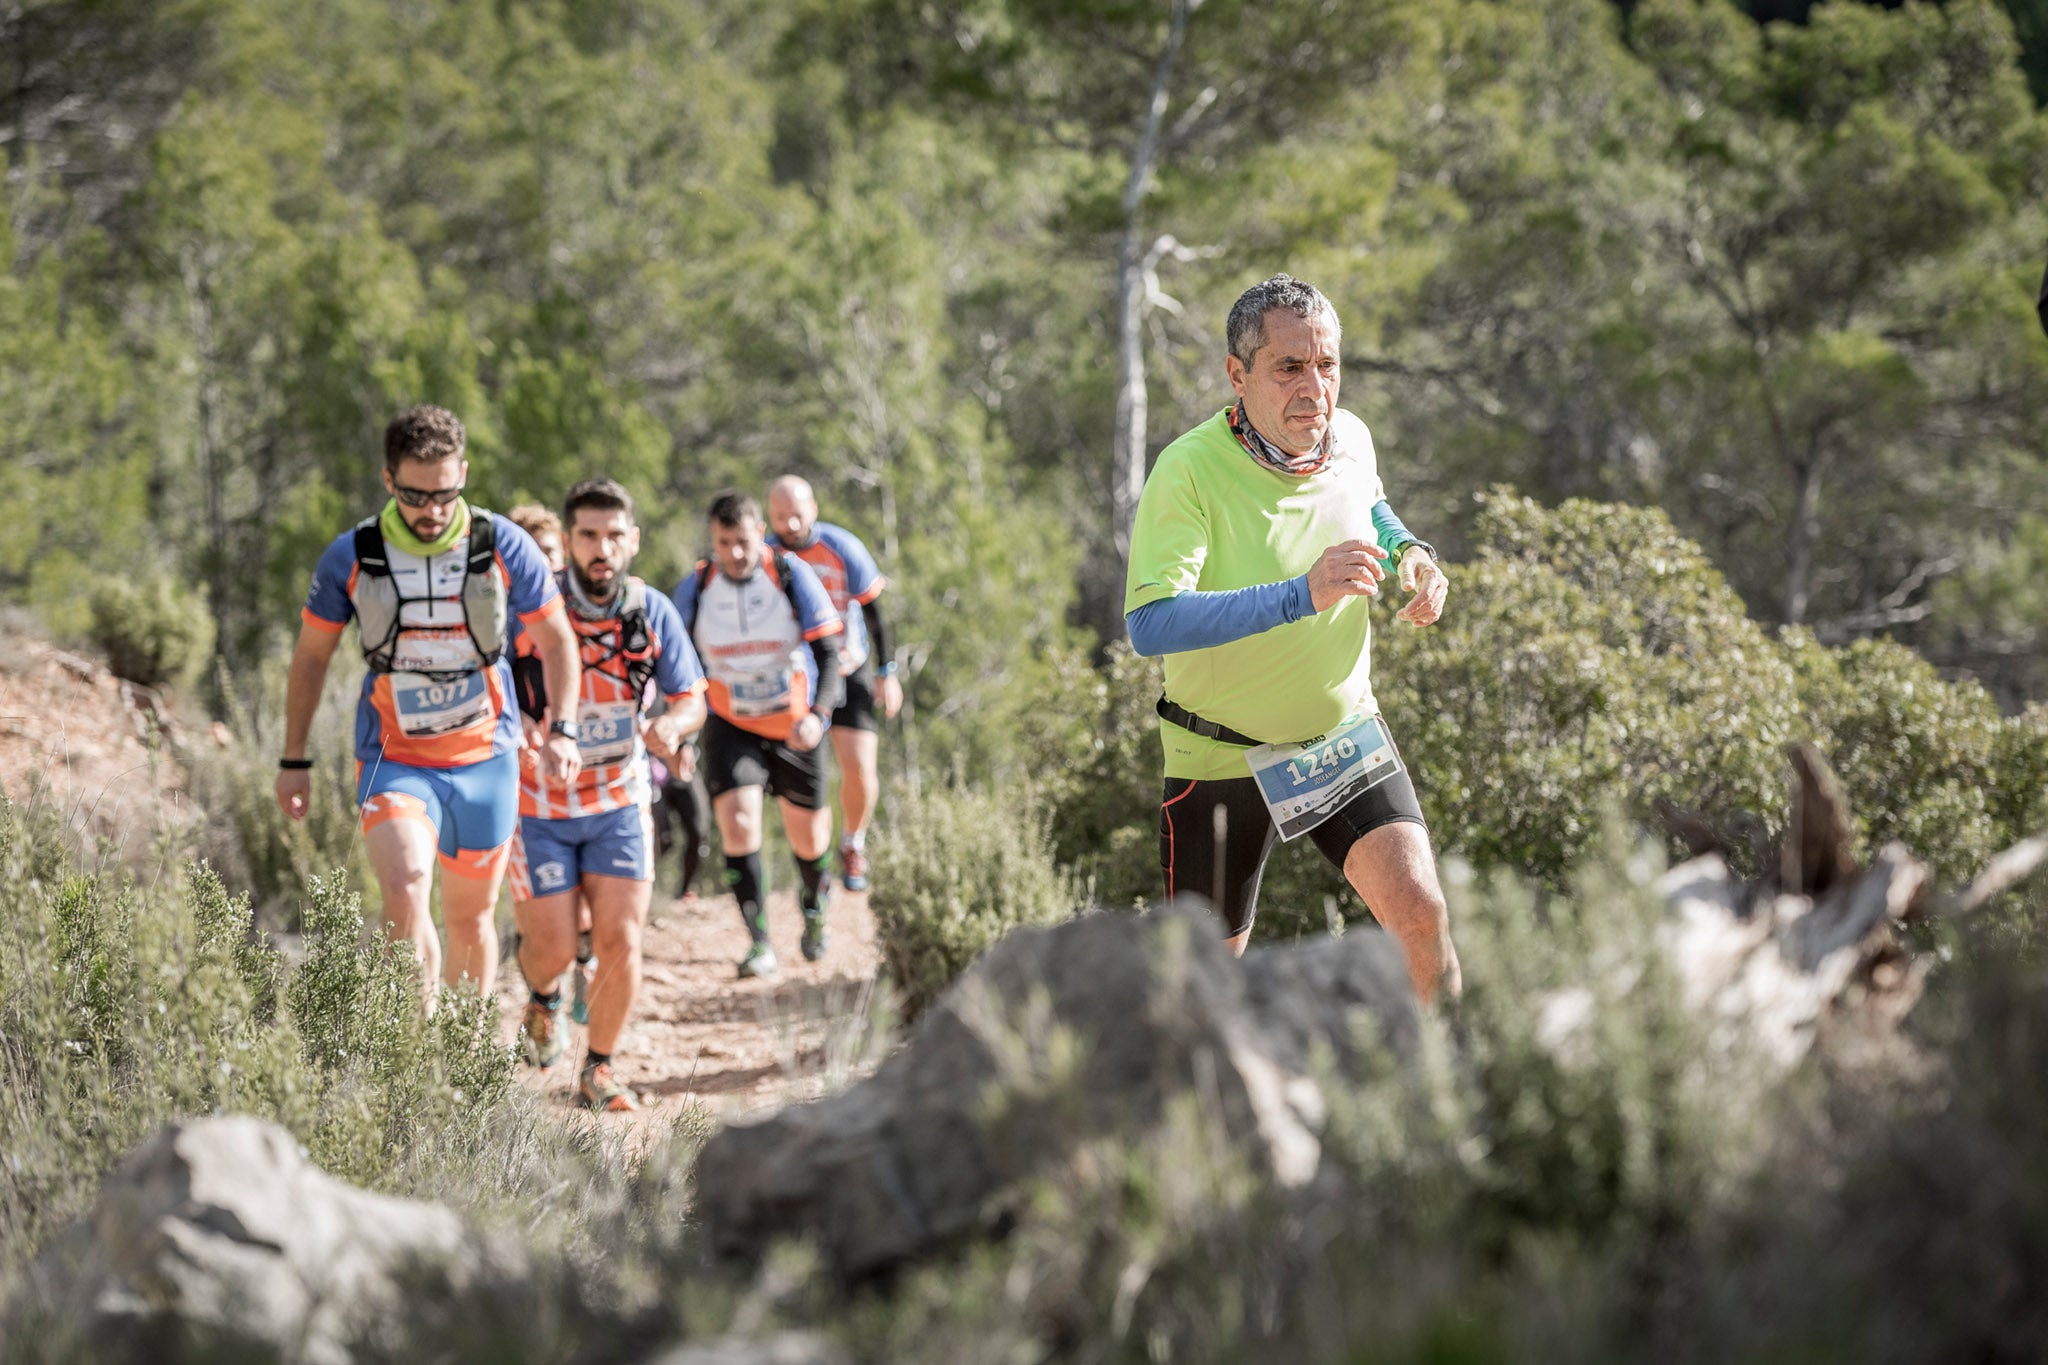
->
[1127,575,1315,657]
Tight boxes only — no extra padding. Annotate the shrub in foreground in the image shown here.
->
[868,780,1079,1020]
[0,796,523,1280]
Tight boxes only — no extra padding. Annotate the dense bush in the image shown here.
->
[868,781,1079,1020]
[86,577,216,693]
[0,796,525,1279]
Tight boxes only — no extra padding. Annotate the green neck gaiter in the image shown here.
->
[380,498,470,558]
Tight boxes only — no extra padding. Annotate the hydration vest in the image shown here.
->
[513,577,657,720]
[350,508,507,678]
[684,552,803,637]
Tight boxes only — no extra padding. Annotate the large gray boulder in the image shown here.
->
[11,1116,496,1363]
[693,902,1418,1281]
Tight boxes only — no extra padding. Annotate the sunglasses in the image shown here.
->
[392,482,465,508]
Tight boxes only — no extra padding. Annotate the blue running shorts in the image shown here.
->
[509,804,654,901]
[356,751,520,879]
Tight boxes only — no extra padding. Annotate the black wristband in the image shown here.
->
[278,757,314,771]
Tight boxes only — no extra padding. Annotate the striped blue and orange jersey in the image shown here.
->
[303,508,562,768]
[769,521,885,674]
[519,578,706,819]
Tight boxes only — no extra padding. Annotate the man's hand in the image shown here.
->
[667,743,697,782]
[789,712,826,753]
[543,733,583,783]
[877,672,904,721]
[275,769,312,821]
[646,711,694,762]
[1307,540,1389,612]
[1394,546,1449,626]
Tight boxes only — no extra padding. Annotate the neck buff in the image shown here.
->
[379,497,470,558]
[1229,400,1334,477]
[565,561,622,622]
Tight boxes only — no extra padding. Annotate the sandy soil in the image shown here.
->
[0,636,197,853]
[493,883,886,1124]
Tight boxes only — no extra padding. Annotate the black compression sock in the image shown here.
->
[585,1049,611,1070]
[725,851,767,943]
[531,990,561,1008]
[796,854,827,912]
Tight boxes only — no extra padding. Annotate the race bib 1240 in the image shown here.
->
[1244,712,1402,841]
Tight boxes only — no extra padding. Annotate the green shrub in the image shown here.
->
[0,796,521,1278]
[1380,492,1801,884]
[1042,639,1166,910]
[86,577,216,692]
[185,654,376,924]
[869,780,1080,1020]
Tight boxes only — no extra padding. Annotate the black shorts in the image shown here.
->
[1158,741,1427,940]
[700,713,829,810]
[832,658,878,733]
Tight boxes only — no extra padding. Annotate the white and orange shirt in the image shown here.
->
[768,521,885,675]
[672,554,841,741]
[520,577,705,819]
[303,506,562,768]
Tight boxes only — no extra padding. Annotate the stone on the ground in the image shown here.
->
[642,1334,853,1365]
[693,901,1418,1281]
[11,1115,494,1363]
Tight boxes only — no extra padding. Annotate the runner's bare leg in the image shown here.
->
[829,726,880,842]
[582,873,652,1055]
[439,859,505,994]
[779,795,831,863]
[515,889,580,995]
[1343,822,1460,1002]
[365,816,441,1008]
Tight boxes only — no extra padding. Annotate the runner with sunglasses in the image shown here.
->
[277,405,583,1011]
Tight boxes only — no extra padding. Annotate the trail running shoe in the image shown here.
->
[839,843,869,892]
[801,909,829,963]
[571,953,596,1026]
[521,996,566,1069]
[578,1061,641,1113]
[737,942,780,979]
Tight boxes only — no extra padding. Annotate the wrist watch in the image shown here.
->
[548,719,580,741]
[1403,540,1438,564]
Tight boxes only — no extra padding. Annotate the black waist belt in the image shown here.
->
[1156,695,1266,748]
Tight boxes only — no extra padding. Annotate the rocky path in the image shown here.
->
[494,885,886,1124]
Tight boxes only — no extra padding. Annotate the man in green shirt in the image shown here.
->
[1124,274,1460,1001]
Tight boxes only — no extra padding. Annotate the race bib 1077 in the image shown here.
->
[1244,712,1403,841]
[391,670,493,738]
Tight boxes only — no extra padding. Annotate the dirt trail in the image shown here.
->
[494,884,885,1124]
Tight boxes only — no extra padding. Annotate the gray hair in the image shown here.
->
[1226,275,1340,369]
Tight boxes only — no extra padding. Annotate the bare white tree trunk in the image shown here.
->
[1109,0,1198,560]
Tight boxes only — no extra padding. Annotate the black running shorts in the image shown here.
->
[701,712,829,810]
[832,657,879,733]
[1158,734,1427,940]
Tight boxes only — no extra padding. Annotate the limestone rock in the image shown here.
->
[693,902,1417,1281]
[641,1334,853,1365]
[12,1116,493,1363]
